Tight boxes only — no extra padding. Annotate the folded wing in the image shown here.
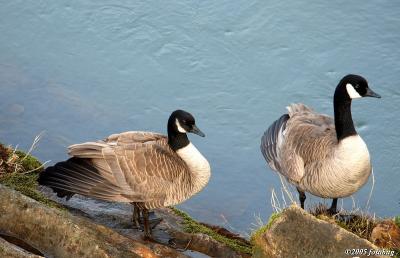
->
[39,131,189,206]
[261,104,337,184]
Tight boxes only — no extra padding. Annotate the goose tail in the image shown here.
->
[286,103,313,117]
[38,162,75,200]
[261,114,289,171]
[38,157,123,201]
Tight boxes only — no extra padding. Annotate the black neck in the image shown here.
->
[333,93,357,141]
[168,131,189,151]
[167,118,190,151]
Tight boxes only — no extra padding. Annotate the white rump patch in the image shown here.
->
[346,83,362,99]
[175,118,187,133]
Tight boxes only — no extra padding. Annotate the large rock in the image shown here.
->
[0,184,187,258]
[0,237,43,258]
[253,205,389,258]
[41,187,250,258]
[370,220,400,250]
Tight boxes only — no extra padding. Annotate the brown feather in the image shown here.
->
[65,131,196,209]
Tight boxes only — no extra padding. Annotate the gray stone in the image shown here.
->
[0,184,187,258]
[0,237,43,258]
[253,205,390,258]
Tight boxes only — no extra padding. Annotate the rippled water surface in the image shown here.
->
[1,1,399,235]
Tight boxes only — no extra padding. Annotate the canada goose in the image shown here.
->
[261,74,381,214]
[38,110,210,238]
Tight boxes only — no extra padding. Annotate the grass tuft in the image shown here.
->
[395,216,400,228]
[170,207,253,254]
[0,143,64,210]
[250,212,281,244]
[310,204,376,240]
[15,150,43,172]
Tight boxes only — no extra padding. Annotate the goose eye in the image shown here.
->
[354,84,360,89]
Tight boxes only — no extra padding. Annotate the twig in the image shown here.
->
[280,187,287,208]
[271,188,282,213]
[183,236,192,251]
[21,160,51,174]
[20,131,45,162]
[365,168,375,210]
[339,198,344,213]
[279,175,295,204]
[351,196,356,211]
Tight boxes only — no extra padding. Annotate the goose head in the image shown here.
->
[335,74,381,101]
[167,110,205,151]
[168,110,205,137]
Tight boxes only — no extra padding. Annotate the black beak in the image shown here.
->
[365,88,381,98]
[190,125,205,137]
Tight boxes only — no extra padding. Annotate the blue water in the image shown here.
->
[1,1,399,235]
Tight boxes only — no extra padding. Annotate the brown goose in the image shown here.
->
[261,74,381,214]
[39,110,210,238]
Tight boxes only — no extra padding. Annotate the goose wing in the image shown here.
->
[261,114,289,172]
[39,131,189,204]
[261,104,337,183]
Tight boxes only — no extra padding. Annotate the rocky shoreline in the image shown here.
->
[0,144,399,257]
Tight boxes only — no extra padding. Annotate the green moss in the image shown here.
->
[395,216,400,228]
[170,207,253,255]
[0,173,62,210]
[14,150,43,172]
[250,212,281,244]
[0,145,64,210]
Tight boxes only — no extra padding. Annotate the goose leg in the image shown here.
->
[327,198,338,215]
[131,204,141,229]
[296,187,306,209]
[142,208,152,239]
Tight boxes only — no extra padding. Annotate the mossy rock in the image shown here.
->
[170,207,253,255]
[0,143,63,210]
[0,173,62,210]
[253,206,383,258]
[251,212,281,257]
[251,212,281,245]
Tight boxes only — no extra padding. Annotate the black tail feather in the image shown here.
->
[261,114,289,171]
[38,163,75,199]
[38,157,118,201]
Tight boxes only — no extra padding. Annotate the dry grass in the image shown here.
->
[0,132,49,175]
[310,203,377,240]
[263,174,395,243]
[0,137,63,210]
[270,175,297,213]
[250,212,281,244]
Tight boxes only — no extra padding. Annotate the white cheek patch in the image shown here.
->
[346,83,362,99]
[175,118,187,133]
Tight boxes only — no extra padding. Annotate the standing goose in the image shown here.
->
[261,74,381,214]
[39,110,211,238]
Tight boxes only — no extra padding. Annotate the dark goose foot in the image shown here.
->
[326,198,338,215]
[335,214,357,224]
[133,213,163,230]
[131,205,163,229]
